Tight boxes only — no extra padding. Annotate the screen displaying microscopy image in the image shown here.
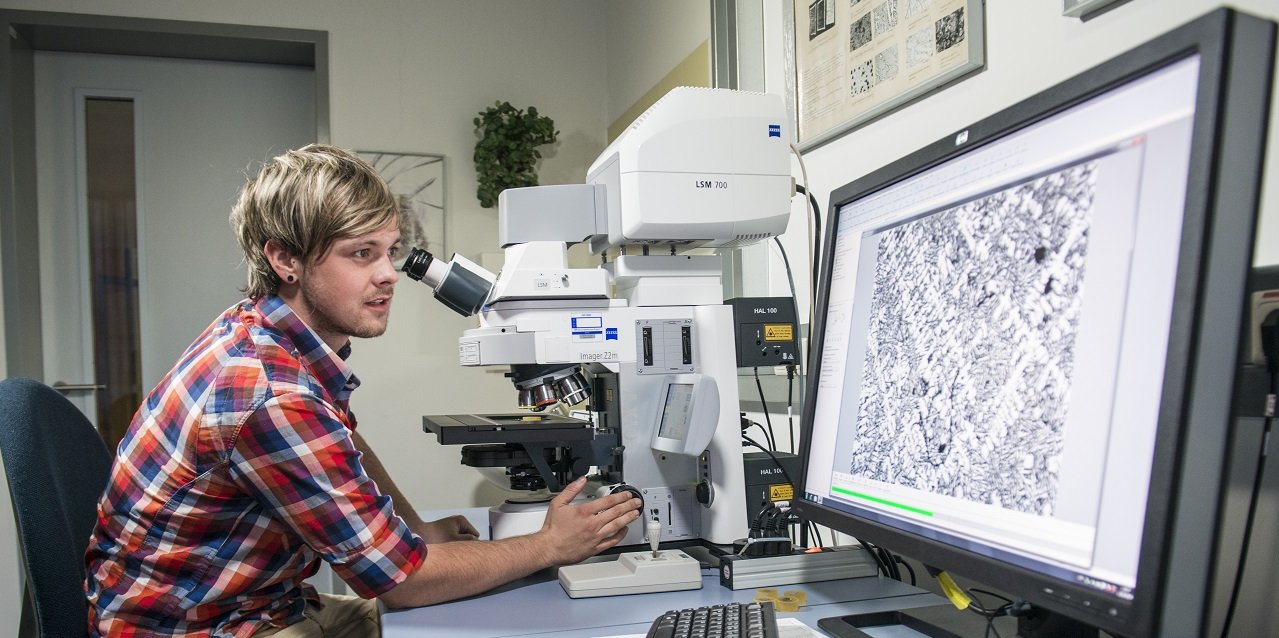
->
[801,51,1236,617]
[849,162,1098,517]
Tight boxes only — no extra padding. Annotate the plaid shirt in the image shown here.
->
[86,295,425,637]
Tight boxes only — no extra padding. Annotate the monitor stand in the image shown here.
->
[817,604,1100,638]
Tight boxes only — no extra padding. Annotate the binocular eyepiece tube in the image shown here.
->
[401,247,495,317]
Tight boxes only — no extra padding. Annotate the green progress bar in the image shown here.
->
[833,487,934,517]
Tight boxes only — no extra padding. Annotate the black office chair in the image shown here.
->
[0,378,113,637]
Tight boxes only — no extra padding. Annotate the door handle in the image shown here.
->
[51,381,106,393]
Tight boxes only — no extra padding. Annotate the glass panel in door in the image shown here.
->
[85,97,142,451]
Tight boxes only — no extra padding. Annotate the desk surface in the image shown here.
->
[381,508,941,637]
[381,565,939,637]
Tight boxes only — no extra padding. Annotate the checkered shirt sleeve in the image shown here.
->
[230,385,425,599]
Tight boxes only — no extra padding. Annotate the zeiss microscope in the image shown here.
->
[404,87,792,596]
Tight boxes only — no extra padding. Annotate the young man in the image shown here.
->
[84,144,641,637]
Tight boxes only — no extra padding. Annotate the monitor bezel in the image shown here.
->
[793,8,1274,637]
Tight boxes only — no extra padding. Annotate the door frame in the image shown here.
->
[0,9,330,378]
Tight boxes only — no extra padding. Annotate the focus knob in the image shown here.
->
[696,480,713,505]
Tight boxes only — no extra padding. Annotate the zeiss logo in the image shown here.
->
[768,124,781,138]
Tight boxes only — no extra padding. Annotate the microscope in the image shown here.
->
[404,87,791,595]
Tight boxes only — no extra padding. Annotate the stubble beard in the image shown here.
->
[300,280,390,341]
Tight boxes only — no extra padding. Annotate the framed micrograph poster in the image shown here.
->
[792,0,985,149]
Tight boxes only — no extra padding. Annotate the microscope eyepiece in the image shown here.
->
[400,247,495,317]
[401,247,434,281]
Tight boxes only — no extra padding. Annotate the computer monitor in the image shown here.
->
[795,8,1274,637]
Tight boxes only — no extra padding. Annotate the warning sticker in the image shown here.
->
[764,324,793,341]
[768,484,794,501]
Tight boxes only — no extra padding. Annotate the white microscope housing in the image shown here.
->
[416,87,791,549]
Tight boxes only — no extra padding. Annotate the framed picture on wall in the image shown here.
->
[357,150,447,258]
[791,0,985,150]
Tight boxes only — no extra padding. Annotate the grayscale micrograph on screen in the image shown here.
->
[850,161,1098,517]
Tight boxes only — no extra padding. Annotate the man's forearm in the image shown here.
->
[380,533,554,608]
[377,475,639,610]
[351,431,426,530]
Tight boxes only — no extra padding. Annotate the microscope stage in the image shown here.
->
[422,413,594,444]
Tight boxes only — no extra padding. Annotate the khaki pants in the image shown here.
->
[254,593,381,638]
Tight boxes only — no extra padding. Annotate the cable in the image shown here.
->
[753,367,778,451]
[863,541,900,581]
[807,521,823,548]
[739,414,773,452]
[969,588,1014,612]
[742,415,774,452]
[881,547,900,580]
[771,237,801,310]
[928,565,1015,637]
[769,238,803,453]
[749,503,775,539]
[792,184,823,359]
[742,434,812,548]
[965,588,1013,638]
[742,435,795,489]
[789,144,825,369]
[860,541,892,577]
[786,363,797,454]
[792,184,823,368]
[746,421,767,452]
[792,185,823,296]
[896,555,917,585]
[767,237,798,383]
[790,143,815,326]
[1219,310,1279,637]
[766,507,780,537]
[747,502,798,550]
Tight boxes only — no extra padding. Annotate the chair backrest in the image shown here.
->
[0,378,113,638]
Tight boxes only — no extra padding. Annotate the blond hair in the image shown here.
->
[230,144,398,299]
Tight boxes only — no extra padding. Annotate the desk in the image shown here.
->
[382,570,939,637]
[382,509,942,637]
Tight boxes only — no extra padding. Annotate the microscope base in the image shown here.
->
[489,501,550,539]
[558,550,702,598]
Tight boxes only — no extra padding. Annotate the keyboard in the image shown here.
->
[645,600,779,638]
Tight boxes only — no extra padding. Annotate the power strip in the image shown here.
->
[719,545,879,589]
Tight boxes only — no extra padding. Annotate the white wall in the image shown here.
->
[603,0,711,124]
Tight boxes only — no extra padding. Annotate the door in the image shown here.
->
[34,51,315,448]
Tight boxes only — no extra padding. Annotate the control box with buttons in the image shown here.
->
[726,297,801,368]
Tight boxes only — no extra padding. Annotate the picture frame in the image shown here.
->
[357,150,447,258]
[790,0,986,150]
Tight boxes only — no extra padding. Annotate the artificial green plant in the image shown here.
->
[472,101,559,208]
